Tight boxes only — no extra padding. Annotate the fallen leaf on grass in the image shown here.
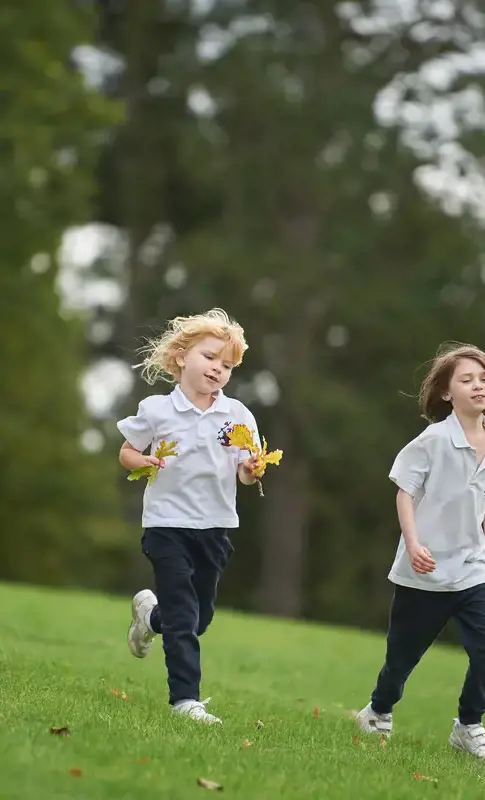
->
[352,736,362,746]
[68,769,82,777]
[256,720,264,729]
[197,778,223,791]
[412,772,438,784]
[379,735,387,750]
[49,727,70,736]
[313,706,320,719]
[240,739,253,748]
[137,757,149,764]
[111,688,128,700]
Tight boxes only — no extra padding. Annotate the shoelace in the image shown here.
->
[181,697,219,720]
[464,723,485,744]
[371,713,392,733]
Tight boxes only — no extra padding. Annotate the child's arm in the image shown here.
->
[119,441,165,471]
[396,488,436,574]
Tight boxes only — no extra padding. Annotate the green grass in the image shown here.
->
[0,584,484,799]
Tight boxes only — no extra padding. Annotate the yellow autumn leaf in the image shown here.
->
[263,450,283,466]
[227,424,258,452]
[228,429,283,479]
[155,439,178,458]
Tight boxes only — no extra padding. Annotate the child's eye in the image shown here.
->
[204,354,214,360]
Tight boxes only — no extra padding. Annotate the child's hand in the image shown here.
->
[240,454,260,476]
[238,454,260,485]
[143,455,166,469]
[408,543,436,574]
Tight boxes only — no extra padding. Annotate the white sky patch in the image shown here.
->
[81,358,135,419]
[72,44,124,89]
[58,224,127,312]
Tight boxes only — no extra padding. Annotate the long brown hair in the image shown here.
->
[419,343,485,422]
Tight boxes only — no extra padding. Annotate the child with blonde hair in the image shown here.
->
[118,309,261,724]
[357,344,485,757]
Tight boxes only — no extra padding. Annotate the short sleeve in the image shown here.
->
[117,399,154,452]
[389,437,429,497]
[239,408,262,463]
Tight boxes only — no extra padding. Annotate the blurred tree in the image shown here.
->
[94,0,485,627]
[0,2,125,587]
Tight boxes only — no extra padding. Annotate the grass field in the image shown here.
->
[0,583,484,799]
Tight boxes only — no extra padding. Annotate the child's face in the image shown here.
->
[444,357,485,416]
[177,336,234,395]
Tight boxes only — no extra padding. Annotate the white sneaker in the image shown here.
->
[449,719,485,758]
[356,702,393,737]
[127,589,157,658]
[172,697,222,725]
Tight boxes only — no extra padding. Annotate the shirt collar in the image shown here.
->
[446,411,471,449]
[170,384,231,414]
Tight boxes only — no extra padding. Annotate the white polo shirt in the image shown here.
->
[117,385,261,529]
[388,411,485,591]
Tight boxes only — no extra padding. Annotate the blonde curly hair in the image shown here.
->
[138,308,248,384]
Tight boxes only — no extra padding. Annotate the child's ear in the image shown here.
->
[175,348,185,369]
[442,392,451,402]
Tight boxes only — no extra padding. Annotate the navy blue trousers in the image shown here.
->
[141,527,233,705]
[371,583,485,725]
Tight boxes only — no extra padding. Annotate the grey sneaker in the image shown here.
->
[127,589,157,658]
[449,719,485,758]
[356,702,393,737]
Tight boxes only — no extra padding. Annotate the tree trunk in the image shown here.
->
[257,414,309,618]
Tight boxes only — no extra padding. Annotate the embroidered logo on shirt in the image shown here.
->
[217,421,234,447]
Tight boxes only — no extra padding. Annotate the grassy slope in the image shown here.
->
[0,583,482,799]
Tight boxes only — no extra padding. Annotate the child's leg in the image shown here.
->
[371,585,453,714]
[142,527,201,705]
[194,529,233,636]
[455,583,485,725]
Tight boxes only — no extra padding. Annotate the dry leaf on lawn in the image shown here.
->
[412,772,437,783]
[352,736,361,746]
[49,726,70,736]
[197,778,223,791]
[111,688,128,700]
[68,768,82,777]
[313,706,320,718]
[137,757,149,764]
[379,735,387,749]
[240,739,253,748]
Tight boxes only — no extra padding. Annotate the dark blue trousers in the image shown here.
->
[141,527,233,705]
[371,583,485,725]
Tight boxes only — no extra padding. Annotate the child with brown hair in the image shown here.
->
[117,309,261,724]
[357,344,485,757]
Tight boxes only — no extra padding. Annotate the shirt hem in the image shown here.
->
[141,517,239,529]
[388,571,485,592]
